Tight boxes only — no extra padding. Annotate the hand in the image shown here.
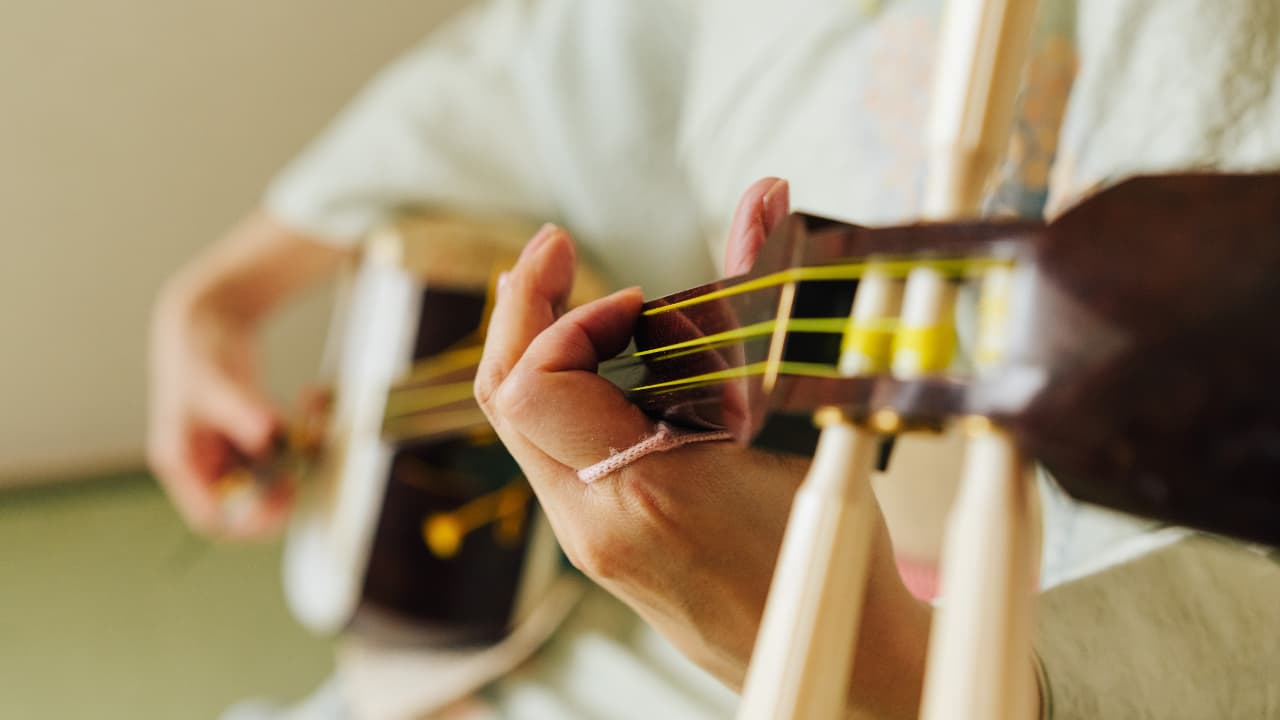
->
[148,286,285,536]
[147,211,349,537]
[476,179,931,716]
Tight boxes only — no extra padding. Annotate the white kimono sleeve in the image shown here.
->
[262,0,714,295]
[265,0,557,244]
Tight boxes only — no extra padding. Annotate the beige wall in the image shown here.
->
[0,0,469,483]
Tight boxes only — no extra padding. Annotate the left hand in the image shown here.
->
[475,181,928,716]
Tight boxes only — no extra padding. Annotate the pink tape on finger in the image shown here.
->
[576,422,733,484]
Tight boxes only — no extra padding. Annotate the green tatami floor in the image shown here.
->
[0,473,333,719]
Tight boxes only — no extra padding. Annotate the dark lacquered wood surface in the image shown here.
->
[603,173,1280,545]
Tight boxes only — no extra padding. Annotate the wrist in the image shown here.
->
[846,594,934,720]
[156,263,267,334]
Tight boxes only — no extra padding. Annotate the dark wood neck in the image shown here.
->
[602,172,1280,546]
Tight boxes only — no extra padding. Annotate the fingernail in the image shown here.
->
[497,271,510,292]
[732,224,767,276]
[520,223,559,262]
[762,179,789,222]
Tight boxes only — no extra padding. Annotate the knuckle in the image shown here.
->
[616,465,677,533]
[489,369,539,425]
[562,528,631,582]
[570,539,624,581]
[560,541,591,575]
[472,364,503,412]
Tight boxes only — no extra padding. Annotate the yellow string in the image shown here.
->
[635,317,852,360]
[384,380,479,419]
[630,360,846,393]
[644,257,1010,316]
[398,345,485,386]
[379,258,1005,422]
[381,407,491,442]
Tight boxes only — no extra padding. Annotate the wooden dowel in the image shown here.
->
[923,0,1041,222]
[738,415,880,720]
[920,273,1038,720]
[738,271,900,720]
[915,0,1040,717]
[919,424,1037,720]
[739,0,1039,714]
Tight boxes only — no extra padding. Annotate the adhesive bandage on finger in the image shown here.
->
[576,422,733,484]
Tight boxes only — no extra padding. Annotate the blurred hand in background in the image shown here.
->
[147,210,350,538]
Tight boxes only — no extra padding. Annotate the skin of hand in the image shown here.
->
[476,178,937,718]
[147,210,351,538]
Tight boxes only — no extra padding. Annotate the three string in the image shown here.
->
[383,254,1002,432]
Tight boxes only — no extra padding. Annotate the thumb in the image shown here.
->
[199,373,279,457]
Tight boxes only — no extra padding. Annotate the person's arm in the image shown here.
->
[147,211,351,536]
[147,3,542,539]
[148,0,668,537]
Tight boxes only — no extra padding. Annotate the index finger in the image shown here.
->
[474,224,575,415]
